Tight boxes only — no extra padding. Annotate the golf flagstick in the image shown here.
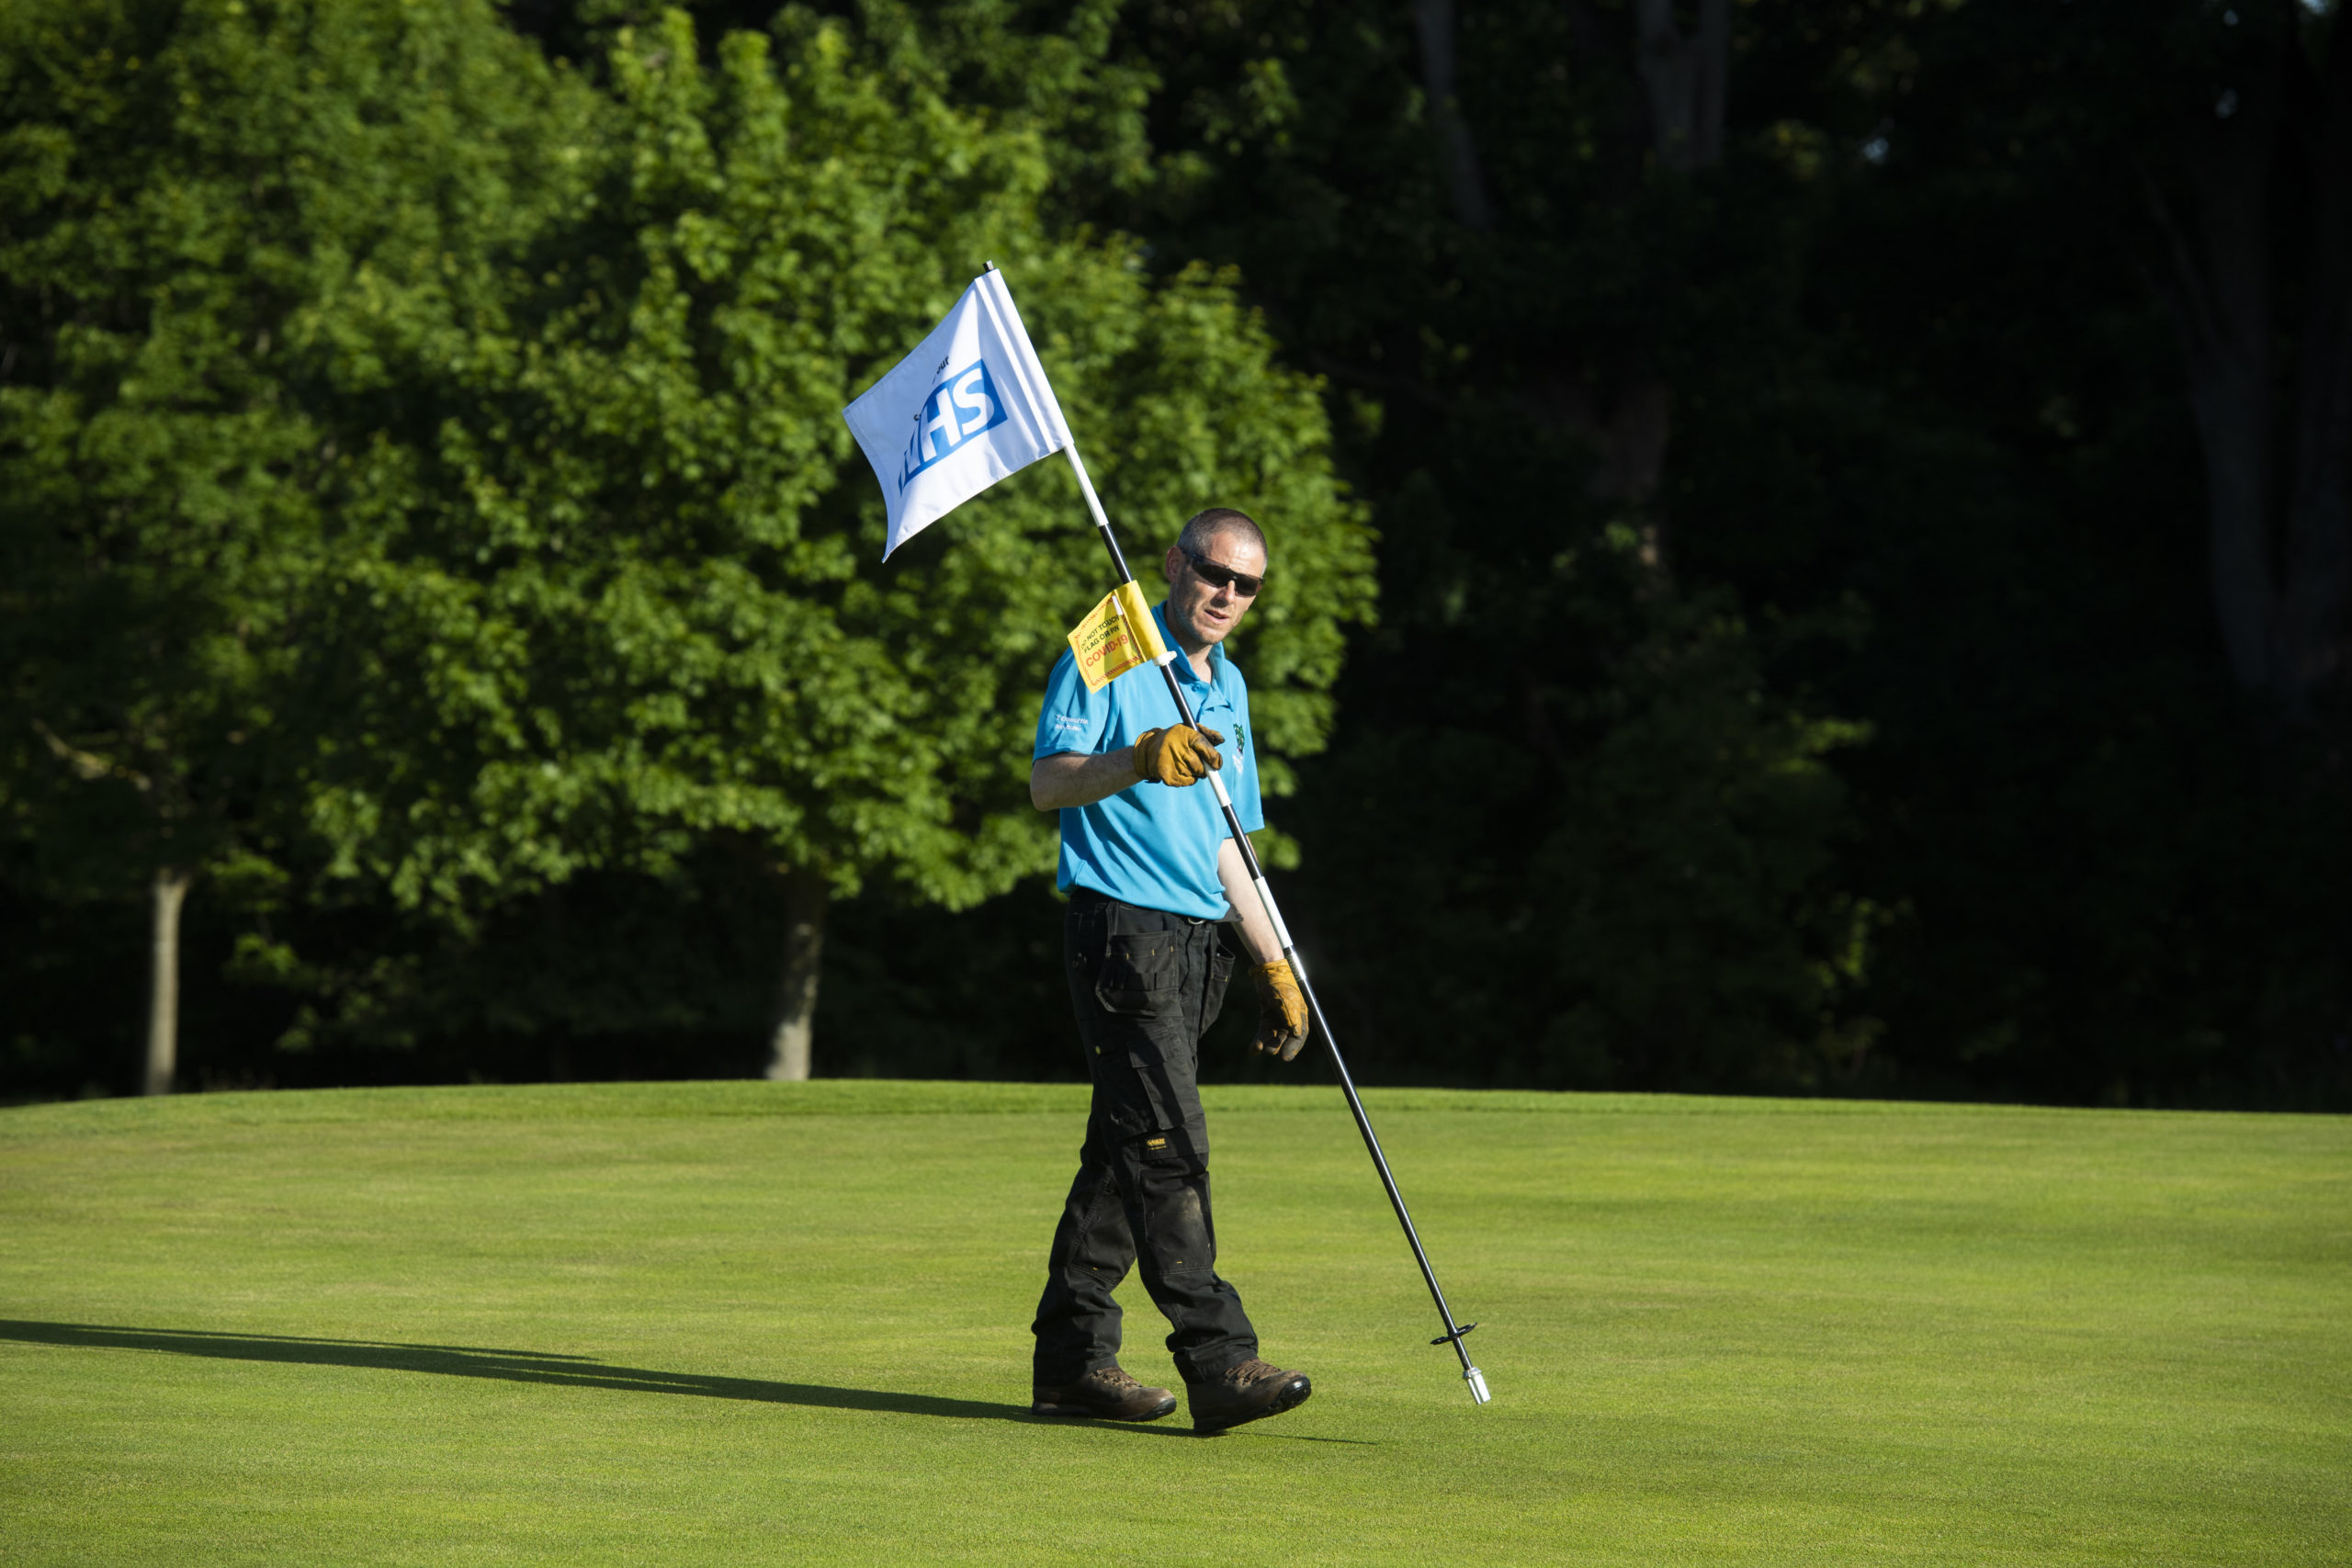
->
[1058,440,1491,1406]
[842,265,1486,1401]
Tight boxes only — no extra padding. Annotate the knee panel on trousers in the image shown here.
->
[1133,1134,1216,1279]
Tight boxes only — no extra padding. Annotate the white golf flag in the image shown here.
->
[842,268,1073,558]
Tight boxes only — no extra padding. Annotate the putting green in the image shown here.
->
[1,1081,2345,1565]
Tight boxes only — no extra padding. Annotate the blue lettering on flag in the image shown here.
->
[898,359,1009,491]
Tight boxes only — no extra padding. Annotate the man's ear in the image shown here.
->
[1163,546,1183,583]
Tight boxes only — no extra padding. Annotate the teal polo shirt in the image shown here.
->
[1033,601,1262,919]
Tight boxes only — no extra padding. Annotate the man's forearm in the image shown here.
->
[1217,838,1283,964]
[1030,749,1140,811]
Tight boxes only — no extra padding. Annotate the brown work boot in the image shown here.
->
[1031,1365,1179,1422]
[1186,1359,1312,1432]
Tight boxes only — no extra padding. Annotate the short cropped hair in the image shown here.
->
[1175,507,1267,562]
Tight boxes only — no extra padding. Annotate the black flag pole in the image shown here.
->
[1056,438,1491,1405]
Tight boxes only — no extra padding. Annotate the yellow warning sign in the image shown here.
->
[1066,581,1168,693]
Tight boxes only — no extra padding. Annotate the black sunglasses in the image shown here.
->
[1178,546,1263,597]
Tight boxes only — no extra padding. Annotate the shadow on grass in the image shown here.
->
[0,1319,1235,1439]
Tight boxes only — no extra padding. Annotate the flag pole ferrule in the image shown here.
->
[1465,1367,1491,1404]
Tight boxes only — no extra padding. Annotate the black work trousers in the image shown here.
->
[1030,889,1260,1387]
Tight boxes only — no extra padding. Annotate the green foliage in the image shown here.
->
[1526,600,1878,1089]
[304,6,1370,935]
[0,0,581,912]
[0,0,1370,1075]
[9,0,2346,1104]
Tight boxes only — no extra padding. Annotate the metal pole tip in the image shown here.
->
[1464,1366,1491,1404]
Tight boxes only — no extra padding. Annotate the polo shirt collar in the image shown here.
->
[1151,601,1221,687]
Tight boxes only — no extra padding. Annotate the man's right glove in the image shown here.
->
[1250,959,1310,1062]
[1132,725,1226,787]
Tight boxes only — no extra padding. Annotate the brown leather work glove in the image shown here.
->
[1132,725,1226,787]
[1250,959,1310,1062]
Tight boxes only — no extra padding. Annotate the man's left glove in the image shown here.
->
[1250,959,1310,1062]
[1132,725,1226,787]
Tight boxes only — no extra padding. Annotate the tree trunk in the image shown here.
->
[1411,0,1494,231]
[1633,0,1730,173]
[1590,367,1674,506]
[1577,0,1724,581]
[763,866,828,1081]
[2149,49,2285,698]
[144,865,191,1096]
[2282,24,2352,702]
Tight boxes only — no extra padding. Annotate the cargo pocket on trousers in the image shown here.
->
[1095,931,1184,1016]
[1201,942,1235,1032]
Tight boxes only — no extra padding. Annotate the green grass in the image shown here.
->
[2,1081,2346,1565]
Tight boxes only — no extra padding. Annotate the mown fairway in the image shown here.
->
[1,1082,2345,1565]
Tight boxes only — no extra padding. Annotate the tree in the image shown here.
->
[2138,2,2350,717]
[1067,0,1880,1089]
[0,0,586,1091]
[1750,0,2352,1100]
[296,6,1374,1078]
[1854,0,2352,722]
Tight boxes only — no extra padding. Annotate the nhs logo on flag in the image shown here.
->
[898,360,1009,492]
[842,269,1072,558]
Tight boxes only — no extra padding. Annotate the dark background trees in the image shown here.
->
[5,0,2347,1108]
[1085,0,2352,1104]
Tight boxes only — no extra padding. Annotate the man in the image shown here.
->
[1026,506,1316,1433]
